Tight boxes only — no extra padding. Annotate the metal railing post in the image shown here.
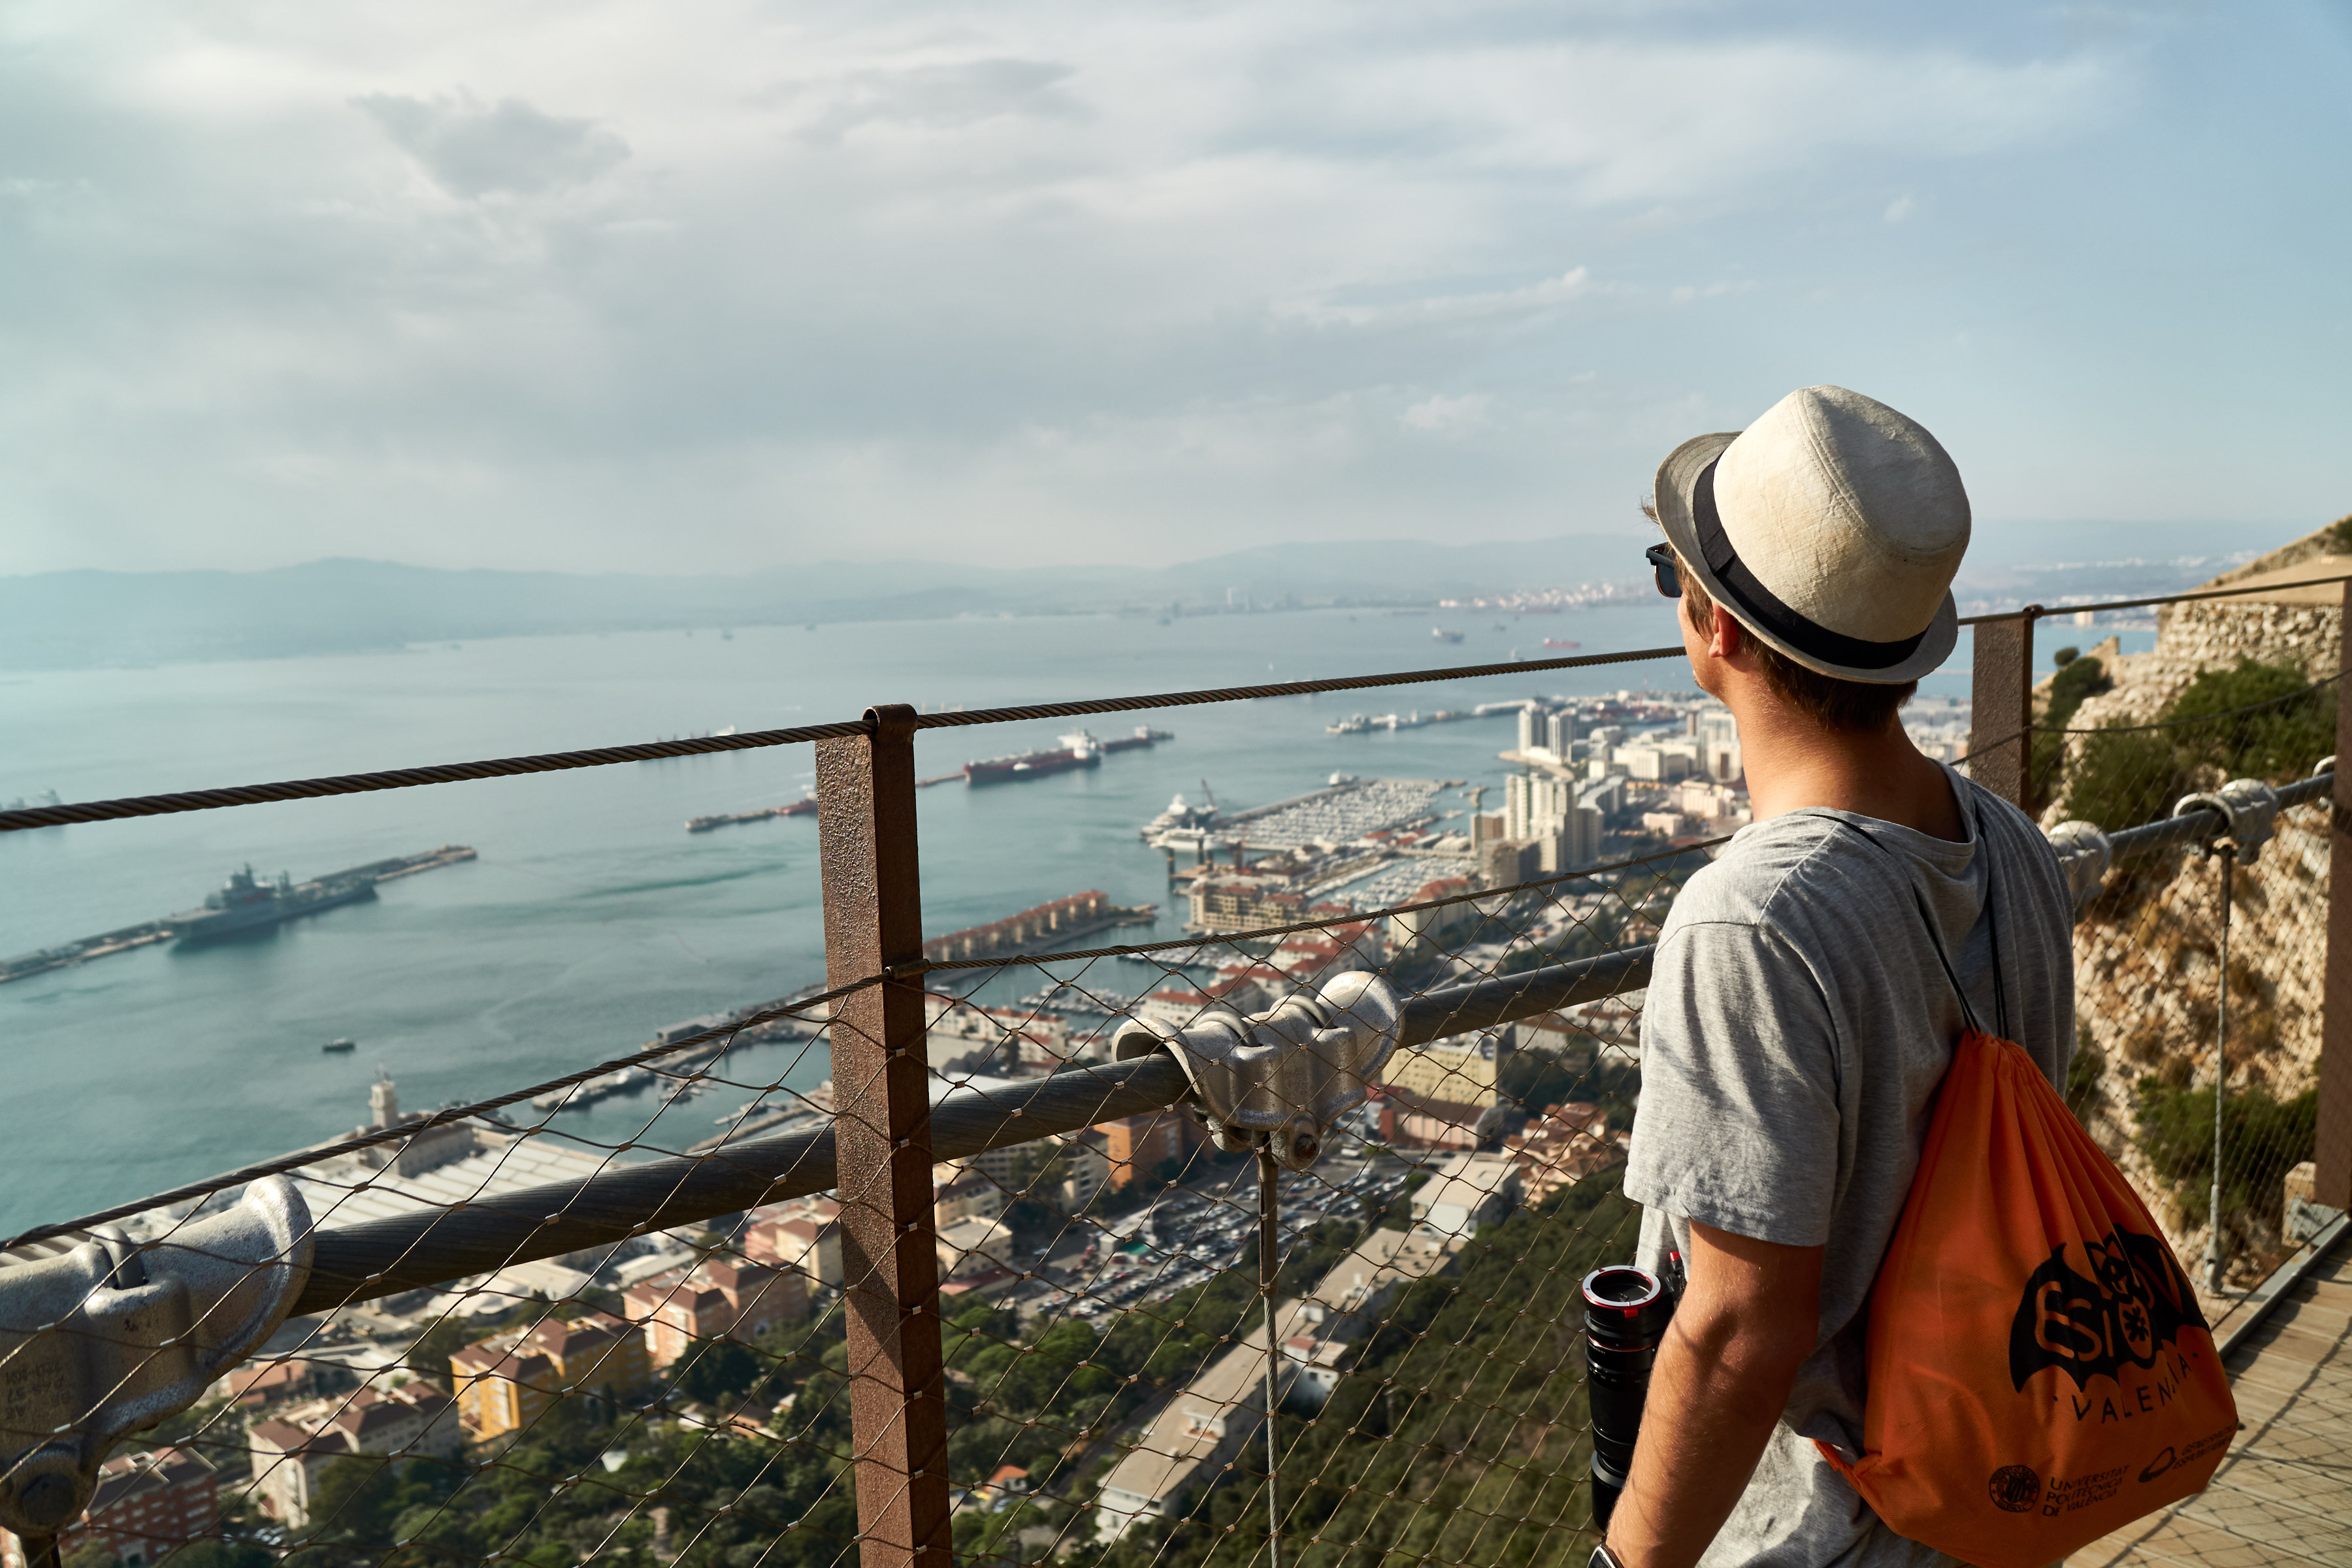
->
[2205,845,2234,1293]
[2317,580,2352,1212]
[817,704,952,1568]
[1969,609,2036,809]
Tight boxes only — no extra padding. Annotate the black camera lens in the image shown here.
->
[1582,1265,1673,1528]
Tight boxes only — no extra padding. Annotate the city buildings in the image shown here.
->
[0,1448,217,1568]
[1090,1317,1290,1541]
[1386,877,1477,952]
[743,1196,844,1288]
[622,1254,807,1370]
[448,1309,652,1439]
[1092,1224,1467,1541]
[1409,1152,1523,1237]
[246,1380,461,1526]
[1098,1107,1201,1189]
[1375,1029,1506,1150]
[1505,1103,1621,1207]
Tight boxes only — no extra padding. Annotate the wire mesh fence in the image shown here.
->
[2,591,2347,1568]
[2031,645,2342,1318]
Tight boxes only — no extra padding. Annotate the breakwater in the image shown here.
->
[0,845,477,985]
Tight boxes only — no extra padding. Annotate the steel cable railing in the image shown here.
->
[189,768,2322,1324]
[8,568,2346,836]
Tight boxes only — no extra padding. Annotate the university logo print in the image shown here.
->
[2008,1225,2208,1394]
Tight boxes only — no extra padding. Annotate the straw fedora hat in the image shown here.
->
[1652,385,1968,685]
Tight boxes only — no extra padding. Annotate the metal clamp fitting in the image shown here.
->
[2171,777,2281,865]
[2046,821,2113,915]
[1111,971,1403,1170]
[0,1177,314,1541]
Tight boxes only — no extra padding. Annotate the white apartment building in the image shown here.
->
[248,1380,461,1526]
[1410,1152,1524,1239]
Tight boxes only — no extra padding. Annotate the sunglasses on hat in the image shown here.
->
[1644,544,1682,600]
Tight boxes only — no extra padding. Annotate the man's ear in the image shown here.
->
[1711,610,1744,662]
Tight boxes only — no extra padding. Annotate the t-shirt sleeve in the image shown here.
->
[1623,917,1842,1248]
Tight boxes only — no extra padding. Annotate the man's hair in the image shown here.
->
[1673,553,1916,734]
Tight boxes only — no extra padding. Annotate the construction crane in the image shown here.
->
[1199,778,1220,815]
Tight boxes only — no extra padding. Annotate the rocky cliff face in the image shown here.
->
[2051,518,2343,1294]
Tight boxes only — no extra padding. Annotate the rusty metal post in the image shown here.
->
[817,703,951,1568]
[1969,610,2036,809]
[2316,583,2352,1211]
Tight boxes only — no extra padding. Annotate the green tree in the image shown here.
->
[405,1317,474,1381]
[2031,655,2112,811]
[2165,657,2333,782]
[2061,725,2186,835]
[671,1337,764,1405]
[157,1542,277,1568]
[2133,1079,2317,1230]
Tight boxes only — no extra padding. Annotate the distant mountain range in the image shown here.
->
[0,520,2279,671]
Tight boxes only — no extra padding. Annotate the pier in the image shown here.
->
[922,891,1158,964]
[0,845,478,985]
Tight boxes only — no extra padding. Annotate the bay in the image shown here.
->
[1,599,2009,1235]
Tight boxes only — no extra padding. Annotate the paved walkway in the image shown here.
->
[2080,1243,2352,1567]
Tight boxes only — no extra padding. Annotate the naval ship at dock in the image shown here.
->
[0,845,478,984]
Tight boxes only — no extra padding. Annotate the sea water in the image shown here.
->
[0,601,2021,1235]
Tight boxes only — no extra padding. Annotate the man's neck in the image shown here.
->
[1727,688,1967,841]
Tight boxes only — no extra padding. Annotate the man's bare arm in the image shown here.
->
[1603,1220,1824,1568]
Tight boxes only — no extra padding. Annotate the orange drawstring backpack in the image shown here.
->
[1818,826,2236,1568]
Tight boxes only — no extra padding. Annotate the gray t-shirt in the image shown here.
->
[1623,766,2076,1568]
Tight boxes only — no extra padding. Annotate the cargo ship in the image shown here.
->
[687,794,818,833]
[170,864,379,944]
[965,727,1171,785]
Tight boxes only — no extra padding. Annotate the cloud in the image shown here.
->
[1884,194,1917,223]
[775,57,1088,145]
[355,91,630,197]
[0,1,2336,576]
[1401,393,1492,434]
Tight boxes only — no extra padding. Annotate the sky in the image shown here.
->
[1,1,2347,576]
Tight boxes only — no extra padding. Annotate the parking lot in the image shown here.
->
[1000,1149,1412,1325]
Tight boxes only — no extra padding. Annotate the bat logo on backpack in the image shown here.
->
[2008,1225,2208,1396]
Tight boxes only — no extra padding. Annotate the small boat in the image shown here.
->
[321,1037,357,1053]
[1543,639,1581,649]
[1432,629,1464,644]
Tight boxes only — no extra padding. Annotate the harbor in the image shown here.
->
[686,794,817,832]
[0,845,478,985]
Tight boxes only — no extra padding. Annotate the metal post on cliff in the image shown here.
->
[818,703,953,1568]
[1969,608,2038,809]
[2315,580,2352,1213]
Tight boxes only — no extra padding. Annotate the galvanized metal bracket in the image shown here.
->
[2286,1192,2344,1248]
[2173,777,2281,866]
[2046,820,2114,917]
[1111,970,1403,1169]
[0,1177,314,1541]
